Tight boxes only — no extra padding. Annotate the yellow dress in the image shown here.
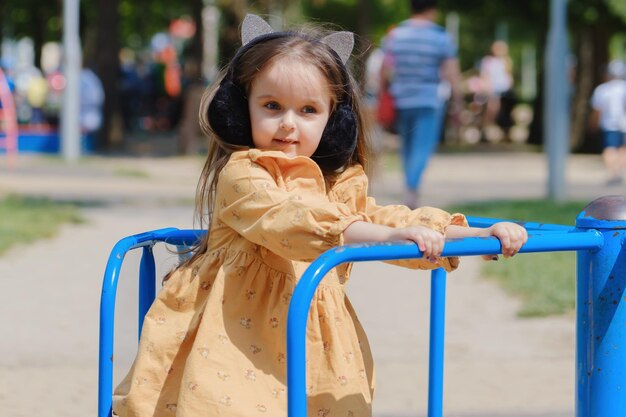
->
[113,149,467,417]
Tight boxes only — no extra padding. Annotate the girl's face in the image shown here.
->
[248,58,333,158]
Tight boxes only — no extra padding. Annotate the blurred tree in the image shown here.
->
[215,0,248,67]
[301,0,409,86]
[94,0,122,148]
[1,0,62,69]
[568,0,626,152]
[303,0,408,43]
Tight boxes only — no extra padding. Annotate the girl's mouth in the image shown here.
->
[274,138,297,144]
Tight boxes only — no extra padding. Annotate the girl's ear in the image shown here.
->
[241,14,274,46]
[321,32,354,64]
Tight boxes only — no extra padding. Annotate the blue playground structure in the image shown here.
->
[99,195,626,417]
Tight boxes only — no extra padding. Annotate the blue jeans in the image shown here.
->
[396,107,444,191]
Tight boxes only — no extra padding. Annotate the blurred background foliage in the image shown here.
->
[1,0,624,150]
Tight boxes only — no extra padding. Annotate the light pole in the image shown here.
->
[61,0,81,162]
[544,0,570,200]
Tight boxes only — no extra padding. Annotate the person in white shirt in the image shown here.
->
[591,60,626,185]
[79,66,104,134]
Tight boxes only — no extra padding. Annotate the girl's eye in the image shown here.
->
[264,101,281,110]
[302,106,317,114]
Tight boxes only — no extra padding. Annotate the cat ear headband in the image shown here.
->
[208,14,359,173]
[241,14,354,64]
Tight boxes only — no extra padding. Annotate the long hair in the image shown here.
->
[188,29,372,264]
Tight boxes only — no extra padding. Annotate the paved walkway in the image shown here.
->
[0,148,619,417]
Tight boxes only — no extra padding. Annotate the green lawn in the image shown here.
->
[0,195,84,255]
[445,199,588,317]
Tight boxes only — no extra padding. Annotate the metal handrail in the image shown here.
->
[98,228,203,417]
[287,230,604,417]
[99,224,614,417]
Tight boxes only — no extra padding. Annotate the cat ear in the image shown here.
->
[321,31,354,64]
[241,14,274,46]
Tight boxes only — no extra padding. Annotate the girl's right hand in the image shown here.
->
[390,225,445,263]
[343,221,444,262]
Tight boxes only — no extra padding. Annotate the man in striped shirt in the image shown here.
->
[382,0,462,208]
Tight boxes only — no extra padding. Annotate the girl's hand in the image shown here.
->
[391,225,445,262]
[484,222,528,258]
[343,221,444,262]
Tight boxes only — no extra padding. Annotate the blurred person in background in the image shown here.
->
[381,0,462,208]
[364,46,385,153]
[590,59,626,186]
[80,63,105,139]
[119,48,143,132]
[480,40,514,140]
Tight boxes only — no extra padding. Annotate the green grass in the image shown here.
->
[0,195,84,255]
[445,199,588,317]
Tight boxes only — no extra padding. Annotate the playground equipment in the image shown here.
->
[99,195,626,417]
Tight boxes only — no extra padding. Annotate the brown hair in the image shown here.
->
[188,29,372,264]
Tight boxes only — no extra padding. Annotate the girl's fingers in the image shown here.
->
[415,236,432,259]
[413,231,443,262]
[499,234,512,257]
[502,227,527,257]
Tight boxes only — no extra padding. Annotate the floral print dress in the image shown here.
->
[113,149,467,417]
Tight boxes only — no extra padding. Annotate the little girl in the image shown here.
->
[113,14,527,417]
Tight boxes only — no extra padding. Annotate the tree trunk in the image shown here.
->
[176,0,205,154]
[569,30,593,152]
[217,0,247,66]
[190,0,204,71]
[571,23,611,153]
[95,0,121,149]
[32,9,45,70]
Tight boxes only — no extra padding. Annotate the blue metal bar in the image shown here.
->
[467,215,573,231]
[287,230,603,417]
[138,246,156,341]
[428,268,447,417]
[98,228,201,417]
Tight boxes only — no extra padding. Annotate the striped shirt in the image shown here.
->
[382,18,456,109]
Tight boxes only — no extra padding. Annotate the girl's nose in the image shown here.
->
[279,112,295,131]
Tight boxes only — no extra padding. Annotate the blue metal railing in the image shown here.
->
[99,197,626,417]
[98,228,204,417]
[286,230,604,417]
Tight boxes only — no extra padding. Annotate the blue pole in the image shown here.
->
[98,228,182,417]
[138,246,156,340]
[428,268,447,417]
[576,196,626,416]
[99,237,133,417]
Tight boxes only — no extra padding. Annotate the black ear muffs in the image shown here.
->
[206,33,358,172]
[207,79,253,147]
[312,101,357,172]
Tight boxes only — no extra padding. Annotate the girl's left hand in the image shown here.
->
[484,222,528,259]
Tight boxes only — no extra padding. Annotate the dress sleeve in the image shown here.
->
[215,152,365,262]
[328,165,468,272]
[365,196,468,272]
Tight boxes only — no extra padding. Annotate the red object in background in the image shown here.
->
[169,17,196,39]
[377,89,396,132]
[161,45,182,98]
[0,68,18,168]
